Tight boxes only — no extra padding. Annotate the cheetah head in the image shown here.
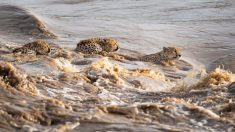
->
[33,40,51,55]
[163,47,181,60]
[102,38,119,52]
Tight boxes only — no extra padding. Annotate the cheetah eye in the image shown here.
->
[174,50,181,58]
[104,39,108,43]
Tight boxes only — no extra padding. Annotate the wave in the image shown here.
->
[52,0,94,4]
[0,5,57,39]
[207,53,235,73]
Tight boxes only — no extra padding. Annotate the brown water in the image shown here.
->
[0,0,235,131]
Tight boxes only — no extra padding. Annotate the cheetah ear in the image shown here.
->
[163,47,167,51]
[48,48,51,54]
[177,48,182,51]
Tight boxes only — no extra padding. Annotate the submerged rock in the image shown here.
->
[228,81,235,94]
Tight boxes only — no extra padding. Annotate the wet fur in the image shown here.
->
[138,47,181,66]
[13,40,51,55]
[76,38,119,54]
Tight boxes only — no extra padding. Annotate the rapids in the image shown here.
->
[0,0,235,131]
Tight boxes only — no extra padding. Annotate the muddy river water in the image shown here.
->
[0,0,235,131]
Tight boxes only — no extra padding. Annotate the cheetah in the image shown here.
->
[13,40,51,55]
[138,47,181,66]
[75,38,119,55]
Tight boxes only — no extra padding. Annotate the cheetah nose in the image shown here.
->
[178,54,181,57]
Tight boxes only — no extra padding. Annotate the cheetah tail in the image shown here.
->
[115,53,138,61]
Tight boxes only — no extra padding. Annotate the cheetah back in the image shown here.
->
[13,47,36,55]
[24,41,50,55]
[139,53,162,63]
[138,47,181,64]
[13,40,51,55]
[76,42,102,54]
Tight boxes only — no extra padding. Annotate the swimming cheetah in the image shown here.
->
[75,38,119,55]
[13,40,51,55]
[138,47,181,66]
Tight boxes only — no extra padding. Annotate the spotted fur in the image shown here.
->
[138,47,181,65]
[76,38,119,54]
[13,40,51,55]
